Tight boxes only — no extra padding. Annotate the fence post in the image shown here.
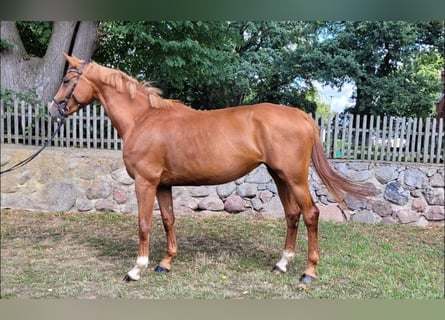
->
[0,100,4,143]
[360,114,367,160]
[423,118,430,163]
[373,115,381,161]
[367,115,374,161]
[72,111,77,147]
[325,113,332,157]
[86,104,91,148]
[65,112,71,147]
[429,118,437,163]
[436,118,444,164]
[34,104,39,146]
[79,108,84,148]
[404,117,412,162]
[7,101,12,144]
[333,113,340,158]
[416,118,423,162]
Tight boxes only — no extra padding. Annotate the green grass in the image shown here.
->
[1,209,443,299]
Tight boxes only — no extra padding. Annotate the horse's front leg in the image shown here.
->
[154,186,178,272]
[270,177,301,274]
[124,178,157,281]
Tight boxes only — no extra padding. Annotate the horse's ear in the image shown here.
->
[63,52,83,68]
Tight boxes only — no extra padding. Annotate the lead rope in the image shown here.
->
[0,119,65,175]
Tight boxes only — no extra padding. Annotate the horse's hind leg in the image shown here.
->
[154,186,178,272]
[270,174,302,274]
[271,170,320,287]
[288,183,320,287]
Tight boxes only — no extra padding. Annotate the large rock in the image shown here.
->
[198,196,224,211]
[189,186,211,197]
[95,199,115,212]
[216,182,236,199]
[352,210,382,224]
[237,183,257,198]
[258,190,274,203]
[425,206,444,221]
[347,162,369,171]
[344,194,367,210]
[396,209,420,224]
[370,200,393,217]
[245,166,271,184]
[250,197,263,211]
[430,173,444,187]
[39,182,77,211]
[352,170,372,182]
[113,188,128,204]
[319,204,344,223]
[86,182,112,200]
[424,187,444,206]
[375,166,399,184]
[76,198,94,212]
[384,182,409,205]
[174,191,200,210]
[411,198,427,213]
[335,163,353,179]
[111,167,134,185]
[404,168,427,189]
[263,196,284,219]
[224,194,245,213]
[1,173,77,212]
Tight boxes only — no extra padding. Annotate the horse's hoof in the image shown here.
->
[298,273,315,290]
[271,265,285,274]
[123,274,137,282]
[154,265,170,273]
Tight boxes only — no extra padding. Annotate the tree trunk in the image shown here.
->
[1,21,99,104]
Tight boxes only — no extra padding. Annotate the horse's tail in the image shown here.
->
[310,123,372,203]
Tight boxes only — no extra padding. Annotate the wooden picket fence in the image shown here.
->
[1,100,444,163]
[1,100,122,151]
[314,113,443,163]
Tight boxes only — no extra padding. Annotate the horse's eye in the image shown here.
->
[63,78,70,84]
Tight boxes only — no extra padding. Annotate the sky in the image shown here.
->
[313,81,355,113]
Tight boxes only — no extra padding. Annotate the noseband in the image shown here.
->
[52,61,88,120]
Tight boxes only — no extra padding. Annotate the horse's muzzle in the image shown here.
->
[48,101,67,122]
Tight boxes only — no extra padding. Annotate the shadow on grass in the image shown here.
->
[78,224,284,272]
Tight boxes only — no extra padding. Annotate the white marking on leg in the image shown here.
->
[275,251,295,273]
[127,256,149,281]
[136,256,149,267]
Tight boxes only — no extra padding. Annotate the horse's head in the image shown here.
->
[49,53,95,122]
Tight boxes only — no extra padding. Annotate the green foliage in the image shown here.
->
[16,21,52,57]
[94,21,318,112]
[1,89,46,124]
[309,21,444,117]
[1,88,42,108]
[8,21,443,117]
[307,89,332,118]
[0,39,13,52]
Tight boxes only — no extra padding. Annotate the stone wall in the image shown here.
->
[1,144,444,226]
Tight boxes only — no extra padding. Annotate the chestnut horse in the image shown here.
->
[49,54,369,287]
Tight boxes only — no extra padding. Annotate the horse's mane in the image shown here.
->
[91,62,173,109]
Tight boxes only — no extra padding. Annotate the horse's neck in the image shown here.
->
[95,87,148,141]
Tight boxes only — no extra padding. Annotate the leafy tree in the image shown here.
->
[307,21,444,118]
[94,21,318,112]
[3,20,442,119]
